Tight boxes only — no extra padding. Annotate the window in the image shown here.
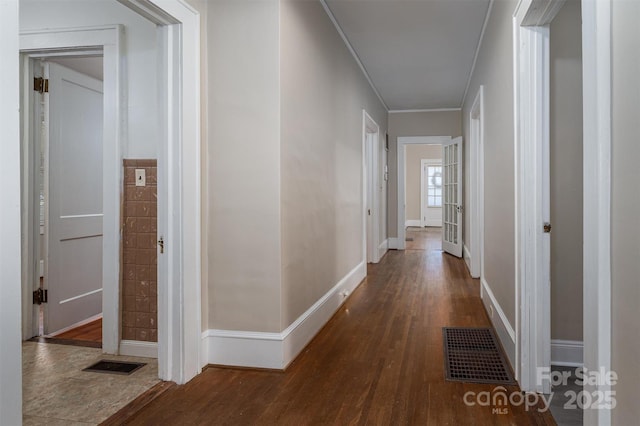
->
[427,165,442,207]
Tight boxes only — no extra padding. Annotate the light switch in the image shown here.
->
[135,169,146,187]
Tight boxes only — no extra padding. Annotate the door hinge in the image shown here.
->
[543,222,552,233]
[368,209,371,216]
[34,77,49,94]
[158,237,164,254]
[33,288,48,305]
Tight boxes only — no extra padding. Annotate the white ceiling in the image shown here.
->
[325,0,491,111]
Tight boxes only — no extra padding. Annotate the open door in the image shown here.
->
[45,62,104,335]
[442,137,463,257]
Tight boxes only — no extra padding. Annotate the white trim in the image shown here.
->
[582,0,612,424]
[0,6,22,424]
[363,110,381,264]
[481,278,516,366]
[119,340,159,358]
[463,244,472,273]
[405,220,421,228]
[461,0,494,106]
[141,0,202,385]
[319,1,388,111]
[20,25,124,356]
[59,288,103,305]
[378,239,388,260]
[513,0,565,394]
[388,238,400,250]
[551,340,583,367]
[397,136,451,250]
[202,262,367,369]
[468,86,484,279]
[48,313,103,337]
[388,108,461,114]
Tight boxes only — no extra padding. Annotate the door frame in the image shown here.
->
[396,136,451,250]
[581,0,612,424]
[20,26,125,355]
[0,1,23,423]
[18,0,202,385]
[420,159,443,228]
[468,86,484,279]
[362,110,380,264]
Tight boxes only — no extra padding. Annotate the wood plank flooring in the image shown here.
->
[54,318,102,343]
[118,229,555,425]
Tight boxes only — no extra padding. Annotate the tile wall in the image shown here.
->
[121,159,157,342]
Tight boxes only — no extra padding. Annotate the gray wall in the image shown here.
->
[549,0,583,343]
[462,0,517,328]
[206,0,282,332]
[280,0,387,327]
[405,144,442,222]
[611,0,640,422]
[388,111,461,237]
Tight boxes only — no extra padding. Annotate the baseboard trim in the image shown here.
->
[201,261,367,370]
[119,340,158,358]
[388,237,400,250]
[405,220,421,227]
[47,313,103,337]
[551,339,583,367]
[378,239,388,260]
[480,278,516,367]
[463,244,471,273]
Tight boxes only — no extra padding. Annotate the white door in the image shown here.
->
[442,137,463,257]
[45,62,104,335]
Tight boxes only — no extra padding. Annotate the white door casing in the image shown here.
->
[468,86,484,279]
[362,110,380,264]
[45,62,104,335]
[420,159,443,227]
[20,25,124,354]
[442,137,463,258]
[513,0,566,395]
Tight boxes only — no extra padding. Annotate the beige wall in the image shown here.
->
[388,111,461,237]
[549,0,583,342]
[611,0,640,422]
[206,0,282,332]
[405,145,442,222]
[462,0,517,327]
[280,0,387,327]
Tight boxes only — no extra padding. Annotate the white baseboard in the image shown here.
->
[119,340,158,358]
[480,278,516,367]
[201,261,367,370]
[48,313,102,337]
[551,339,583,367]
[378,239,388,260]
[405,220,421,227]
[388,237,400,250]
[463,244,471,273]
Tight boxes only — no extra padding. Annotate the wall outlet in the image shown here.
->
[135,169,146,187]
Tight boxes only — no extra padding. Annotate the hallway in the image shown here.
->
[119,231,554,425]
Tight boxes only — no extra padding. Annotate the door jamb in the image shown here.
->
[513,0,565,394]
[468,86,484,279]
[581,0,612,424]
[396,136,451,250]
[362,110,380,264]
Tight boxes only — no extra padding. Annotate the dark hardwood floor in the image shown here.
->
[53,318,102,343]
[117,229,555,425]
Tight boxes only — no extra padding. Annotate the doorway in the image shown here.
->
[363,110,381,264]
